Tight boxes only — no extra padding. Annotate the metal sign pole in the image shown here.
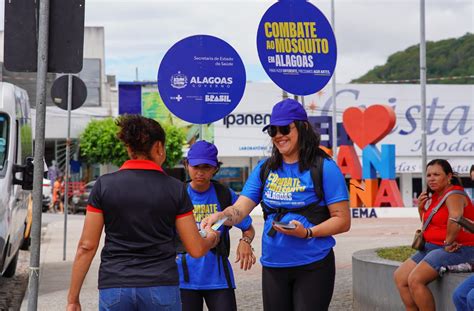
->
[63,75,73,261]
[420,0,427,191]
[28,0,50,309]
[199,124,203,141]
[330,0,338,160]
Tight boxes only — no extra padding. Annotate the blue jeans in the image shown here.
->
[453,275,474,311]
[411,243,474,271]
[99,286,181,311]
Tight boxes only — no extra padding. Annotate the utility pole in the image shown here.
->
[28,0,50,309]
[330,0,337,160]
[420,0,427,191]
[63,75,73,261]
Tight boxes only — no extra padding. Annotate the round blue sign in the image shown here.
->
[158,35,246,124]
[257,1,337,95]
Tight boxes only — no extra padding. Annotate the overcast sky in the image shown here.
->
[3,0,474,83]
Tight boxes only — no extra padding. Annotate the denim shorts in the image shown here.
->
[411,242,474,271]
[99,285,181,311]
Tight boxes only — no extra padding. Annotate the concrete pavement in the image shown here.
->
[21,214,101,311]
[20,214,419,310]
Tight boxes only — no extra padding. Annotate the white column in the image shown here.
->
[400,173,413,207]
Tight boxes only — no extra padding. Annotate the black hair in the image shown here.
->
[267,120,330,201]
[470,165,474,174]
[426,159,462,186]
[116,114,166,160]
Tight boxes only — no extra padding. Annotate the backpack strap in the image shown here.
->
[210,180,233,288]
[259,157,328,237]
[259,158,271,186]
[310,156,325,206]
[211,180,233,210]
[180,253,190,283]
[422,190,467,232]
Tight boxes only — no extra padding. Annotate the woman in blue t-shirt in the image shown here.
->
[203,99,350,311]
[178,140,256,311]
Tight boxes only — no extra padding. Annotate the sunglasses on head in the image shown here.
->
[267,124,294,137]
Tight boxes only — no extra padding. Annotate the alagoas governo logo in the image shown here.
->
[190,76,233,87]
[170,72,188,89]
[171,72,234,90]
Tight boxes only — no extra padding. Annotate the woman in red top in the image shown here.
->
[394,159,474,311]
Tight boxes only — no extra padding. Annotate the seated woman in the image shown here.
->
[394,159,474,311]
[452,216,474,311]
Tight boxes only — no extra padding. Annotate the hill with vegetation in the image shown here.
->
[351,33,474,84]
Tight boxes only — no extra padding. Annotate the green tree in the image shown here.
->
[352,33,474,84]
[162,123,186,168]
[80,117,185,168]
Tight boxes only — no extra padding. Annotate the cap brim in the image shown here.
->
[188,158,218,167]
[262,119,295,132]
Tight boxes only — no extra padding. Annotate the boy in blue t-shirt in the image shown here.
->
[177,141,255,311]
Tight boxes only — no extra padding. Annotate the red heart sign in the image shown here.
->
[342,104,396,149]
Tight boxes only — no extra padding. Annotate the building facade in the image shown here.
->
[120,81,474,206]
[0,27,117,178]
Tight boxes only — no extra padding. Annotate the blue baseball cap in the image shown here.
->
[262,98,308,132]
[187,140,218,167]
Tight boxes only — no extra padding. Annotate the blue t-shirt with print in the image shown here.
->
[241,158,348,268]
[177,183,252,290]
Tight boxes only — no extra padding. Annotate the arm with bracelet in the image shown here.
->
[235,224,256,271]
[272,200,350,239]
[444,192,468,252]
[272,160,350,240]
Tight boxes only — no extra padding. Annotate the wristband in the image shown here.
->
[443,241,453,247]
[239,237,252,245]
[208,231,218,247]
[307,228,313,239]
[239,237,255,252]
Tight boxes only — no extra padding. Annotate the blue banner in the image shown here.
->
[158,35,246,124]
[257,1,337,95]
[118,83,142,115]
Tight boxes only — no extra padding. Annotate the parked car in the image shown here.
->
[42,178,51,212]
[43,178,51,199]
[71,180,95,214]
[0,82,34,277]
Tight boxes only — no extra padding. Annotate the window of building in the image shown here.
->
[215,167,249,193]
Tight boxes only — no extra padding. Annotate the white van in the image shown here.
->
[0,82,34,277]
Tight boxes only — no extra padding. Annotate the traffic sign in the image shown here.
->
[158,35,246,124]
[4,0,85,73]
[51,75,87,110]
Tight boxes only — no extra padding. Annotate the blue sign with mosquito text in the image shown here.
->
[257,0,337,95]
[158,35,246,124]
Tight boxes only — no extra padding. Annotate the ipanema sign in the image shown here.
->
[314,104,404,207]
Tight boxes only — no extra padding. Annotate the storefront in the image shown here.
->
[119,82,474,206]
